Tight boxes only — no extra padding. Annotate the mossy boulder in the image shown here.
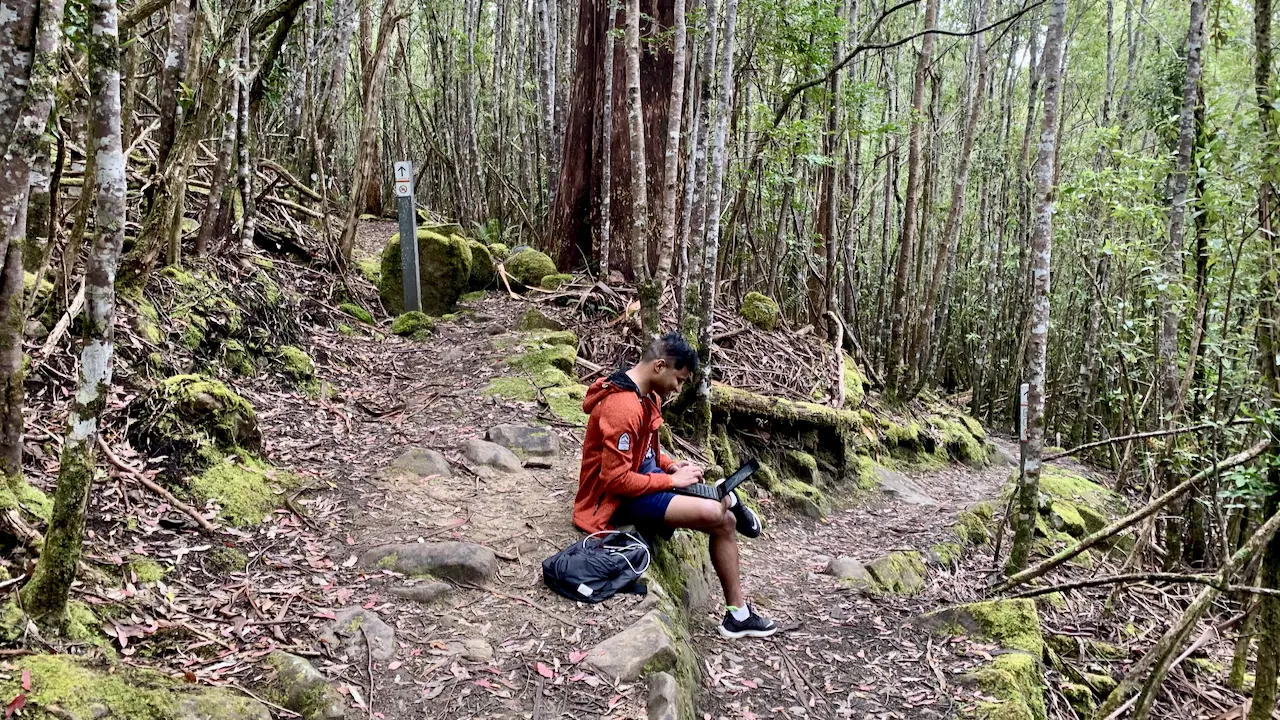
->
[932,413,990,464]
[866,552,928,595]
[339,303,374,324]
[0,477,52,522]
[955,501,995,546]
[843,355,867,407]
[517,308,565,332]
[488,242,511,260]
[504,248,558,288]
[540,273,573,290]
[276,346,314,379]
[193,452,298,526]
[545,385,589,426]
[131,375,261,468]
[380,230,474,315]
[959,652,1046,720]
[917,598,1044,657]
[0,654,271,719]
[739,291,780,330]
[391,311,435,339]
[466,239,496,291]
[1003,465,1128,548]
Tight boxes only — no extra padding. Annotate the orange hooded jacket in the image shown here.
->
[573,370,676,533]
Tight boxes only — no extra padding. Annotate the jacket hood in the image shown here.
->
[582,369,642,414]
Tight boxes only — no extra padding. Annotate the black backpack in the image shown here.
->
[542,531,650,603]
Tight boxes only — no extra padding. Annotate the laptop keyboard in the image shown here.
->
[674,483,720,501]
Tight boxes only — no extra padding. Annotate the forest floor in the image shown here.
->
[206,220,1030,719]
[12,220,1077,719]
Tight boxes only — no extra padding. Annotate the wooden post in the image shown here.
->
[394,160,421,313]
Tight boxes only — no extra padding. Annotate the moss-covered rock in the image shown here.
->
[207,546,248,573]
[917,599,1044,656]
[1003,465,1128,549]
[357,256,382,286]
[0,477,52,522]
[223,340,256,376]
[339,303,374,324]
[192,452,297,526]
[545,385,589,426]
[517,308,565,332]
[391,311,435,339]
[0,654,271,719]
[928,542,965,569]
[933,414,989,464]
[739,291,780,330]
[380,230,474,315]
[277,346,315,379]
[504,248,558,287]
[131,375,261,468]
[866,552,928,595]
[1060,681,1096,717]
[955,501,995,546]
[843,355,867,407]
[540,273,573,290]
[507,341,577,375]
[959,653,1046,720]
[488,242,511,260]
[466,239,496,291]
[127,555,167,584]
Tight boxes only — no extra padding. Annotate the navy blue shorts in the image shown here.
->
[612,491,677,529]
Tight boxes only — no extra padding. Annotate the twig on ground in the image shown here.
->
[97,436,216,532]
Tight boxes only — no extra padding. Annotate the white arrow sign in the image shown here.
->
[394,161,412,181]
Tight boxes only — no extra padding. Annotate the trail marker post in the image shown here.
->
[394,161,421,313]
[1018,382,1029,478]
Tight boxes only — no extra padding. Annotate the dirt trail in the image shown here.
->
[246,221,1021,719]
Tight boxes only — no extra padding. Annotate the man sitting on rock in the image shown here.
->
[573,332,776,639]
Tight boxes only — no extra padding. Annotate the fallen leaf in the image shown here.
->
[536,662,554,679]
[4,694,24,719]
[569,650,589,664]
[741,679,758,689]
[387,661,401,671]
[20,671,29,691]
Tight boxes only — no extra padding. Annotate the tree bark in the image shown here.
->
[598,0,619,279]
[884,0,939,398]
[156,0,194,165]
[338,0,399,266]
[622,0,657,331]
[19,0,121,629]
[1007,0,1067,574]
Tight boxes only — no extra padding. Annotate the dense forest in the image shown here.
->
[3,0,1280,716]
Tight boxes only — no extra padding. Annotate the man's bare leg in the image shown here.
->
[662,495,744,607]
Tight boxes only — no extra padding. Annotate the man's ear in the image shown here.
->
[652,357,667,373]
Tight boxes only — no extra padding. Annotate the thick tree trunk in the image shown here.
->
[884,0,939,398]
[19,0,121,629]
[1007,0,1067,574]
[546,0,674,272]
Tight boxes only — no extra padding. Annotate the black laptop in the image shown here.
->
[672,458,760,501]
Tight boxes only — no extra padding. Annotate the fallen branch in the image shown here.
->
[494,263,522,299]
[260,160,324,202]
[993,440,1271,594]
[1009,572,1280,600]
[38,278,86,358]
[97,436,216,532]
[1043,418,1254,462]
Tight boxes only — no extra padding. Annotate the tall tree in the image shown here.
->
[622,0,657,330]
[1007,0,1068,574]
[884,0,939,398]
[20,0,123,628]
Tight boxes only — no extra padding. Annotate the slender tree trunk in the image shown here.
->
[338,0,399,266]
[156,0,194,164]
[623,0,657,331]
[1007,0,1068,574]
[1159,0,1205,569]
[884,0,939,398]
[19,0,121,628]
[598,1,619,279]
[237,27,257,251]
[196,86,240,257]
[691,0,739,444]
[656,0,687,295]
[680,0,719,330]
[537,0,558,207]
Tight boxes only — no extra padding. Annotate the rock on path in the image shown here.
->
[585,610,677,682]
[361,541,497,583]
[266,651,346,720]
[486,424,560,460]
[383,447,452,480]
[321,608,397,661]
[462,438,522,474]
[873,466,939,506]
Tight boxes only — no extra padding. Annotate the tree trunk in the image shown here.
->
[156,0,194,165]
[656,0,686,301]
[338,0,399,266]
[537,0,558,207]
[1007,0,1068,574]
[884,0,939,398]
[690,0,739,444]
[678,0,719,331]
[623,0,657,331]
[19,0,121,629]
[196,85,240,257]
[236,27,257,251]
[597,0,619,279]
[1159,0,1205,570]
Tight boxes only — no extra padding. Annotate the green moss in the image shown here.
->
[882,419,922,449]
[128,556,166,583]
[504,248,558,287]
[755,463,782,492]
[933,415,989,464]
[132,375,260,469]
[23,271,54,300]
[63,600,101,642]
[460,290,486,303]
[487,243,510,260]
[739,291,780,330]
[955,501,995,546]
[1060,682,1096,717]
[276,346,315,379]
[122,288,164,344]
[710,426,737,470]
[376,553,399,570]
[191,453,297,526]
[962,653,1046,720]
[517,308,564,332]
[207,546,248,573]
[466,239,496,291]
[1047,499,1087,537]
[540,273,573,290]
[843,355,866,407]
[339,303,374,324]
[929,599,1044,656]
[962,415,986,439]
[380,231,474,315]
[508,344,576,375]
[851,455,879,490]
[0,477,52,522]
[787,450,817,470]
[930,542,964,568]
[1037,467,1126,517]
[392,311,435,337]
[496,329,579,349]
[223,340,256,376]
[710,384,863,435]
[357,256,382,286]
[866,552,927,595]
[1083,672,1117,695]
[1187,657,1224,675]
[545,385,589,426]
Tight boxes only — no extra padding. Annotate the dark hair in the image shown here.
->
[642,332,698,373]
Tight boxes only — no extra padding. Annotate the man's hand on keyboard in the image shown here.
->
[670,465,704,489]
